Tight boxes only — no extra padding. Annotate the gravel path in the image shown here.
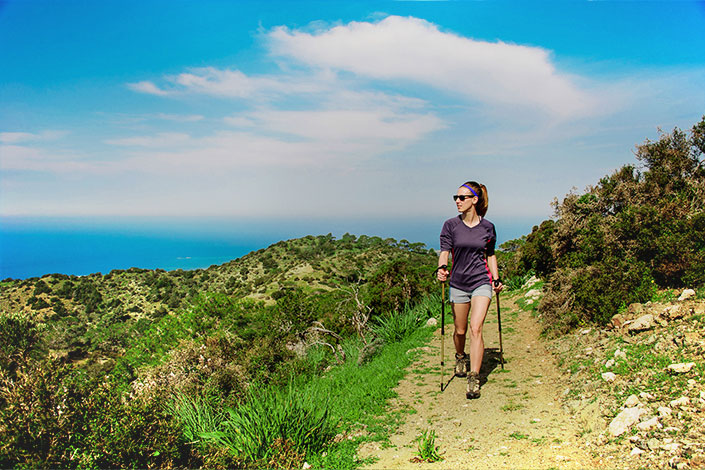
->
[358,294,598,469]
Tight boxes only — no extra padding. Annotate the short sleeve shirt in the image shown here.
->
[439,216,497,292]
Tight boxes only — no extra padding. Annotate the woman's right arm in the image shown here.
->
[437,250,450,281]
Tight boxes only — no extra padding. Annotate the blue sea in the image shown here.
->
[0,216,543,280]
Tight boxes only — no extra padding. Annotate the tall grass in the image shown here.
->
[169,393,224,445]
[175,383,336,467]
[171,294,440,468]
[370,294,438,344]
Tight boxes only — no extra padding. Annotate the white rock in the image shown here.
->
[609,407,646,436]
[669,397,690,408]
[667,362,695,374]
[302,462,312,470]
[700,391,705,401]
[630,447,645,456]
[661,443,681,452]
[639,392,655,401]
[678,288,696,301]
[581,329,592,335]
[602,372,617,382]
[658,406,672,417]
[605,359,615,368]
[624,394,640,407]
[426,317,438,327]
[526,299,534,305]
[522,276,540,289]
[614,349,627,360]
[637,416,660,431]
[687,379,696,387]
[525,288,542,299]
[627,314,655,332]
[664,305,685,319]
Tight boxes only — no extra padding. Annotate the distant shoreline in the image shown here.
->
[0,215,542,280]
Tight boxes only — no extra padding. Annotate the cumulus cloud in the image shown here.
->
[127,16,598,120]
[268,16,596,117]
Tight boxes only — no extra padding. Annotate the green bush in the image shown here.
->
[0,312,43,374]
[365,257,435,315]
[522,117,705,330]
[0,361,194,468]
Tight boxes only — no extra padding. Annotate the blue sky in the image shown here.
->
[2,0,704,223]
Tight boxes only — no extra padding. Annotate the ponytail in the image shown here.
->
[462,181,489,217]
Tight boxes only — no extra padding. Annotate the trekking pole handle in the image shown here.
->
[435,264,448,282]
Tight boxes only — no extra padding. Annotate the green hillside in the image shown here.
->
[0,234,438,468]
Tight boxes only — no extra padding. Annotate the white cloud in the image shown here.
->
[238,109,445,142]
[0,144,103,173]
[129,67,328,99]
[105,132,192,147]
[0,132,35,144]
[268,16,596,118]
[127,80,171,96]
[154,113,204,122]
[0,130,67,144]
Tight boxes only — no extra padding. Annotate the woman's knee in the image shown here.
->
[469,325,483,338]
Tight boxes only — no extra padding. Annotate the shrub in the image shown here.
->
[0,361,194,468]
[32,280,52,296]
[521,117,705,329]
[0,312,43,374]
[364,257,435,315]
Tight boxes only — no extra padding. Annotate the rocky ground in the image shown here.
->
[357,281,704,469]
[552,287,705,469]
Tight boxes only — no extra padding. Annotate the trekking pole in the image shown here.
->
[441,280,446,390]
[494,280,505,369]
[434,265,448,391]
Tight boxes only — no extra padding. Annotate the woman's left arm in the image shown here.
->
[487,255,503,292]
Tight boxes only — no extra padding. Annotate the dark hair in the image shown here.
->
[462,181,489,217]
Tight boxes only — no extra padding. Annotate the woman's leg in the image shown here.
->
[468,295,491,374]
[452,301,471,355]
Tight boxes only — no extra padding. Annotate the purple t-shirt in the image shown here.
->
[440,216,497,292]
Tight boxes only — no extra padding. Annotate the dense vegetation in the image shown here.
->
[499,117,705,333]
[0,234,438,468]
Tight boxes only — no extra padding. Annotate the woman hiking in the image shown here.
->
[437,181,503,399]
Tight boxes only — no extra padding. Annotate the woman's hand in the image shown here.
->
[493,280,504,293]
[437,267,449,282]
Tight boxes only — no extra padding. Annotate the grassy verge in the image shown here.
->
[172,295,440,469]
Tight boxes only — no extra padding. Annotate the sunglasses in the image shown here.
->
[453,195,476,201]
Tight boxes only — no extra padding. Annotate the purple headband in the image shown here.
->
[462,184,479,198]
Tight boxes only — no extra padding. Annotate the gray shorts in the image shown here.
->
[449,284,493,303]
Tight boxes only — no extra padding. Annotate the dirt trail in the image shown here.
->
[358,294,599,469]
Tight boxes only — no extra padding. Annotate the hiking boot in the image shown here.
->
[454,353,469,377]
[466,371,480,399]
